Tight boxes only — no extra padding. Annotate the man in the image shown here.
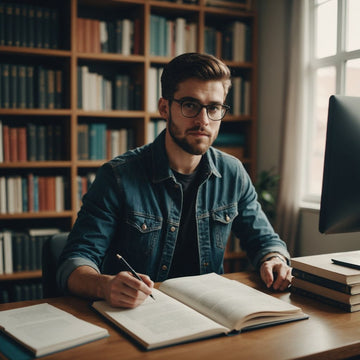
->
[57,53,292,309]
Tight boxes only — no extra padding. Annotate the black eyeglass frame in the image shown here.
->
[171,98,230,121]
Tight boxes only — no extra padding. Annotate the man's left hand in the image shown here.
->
[260,255,292,291]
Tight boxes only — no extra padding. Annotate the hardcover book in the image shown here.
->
[291,251,360,285]
[0,303,108,357]
[92,273,307,350]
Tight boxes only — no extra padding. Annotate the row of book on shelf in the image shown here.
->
[0,120,141,163]
[0,174,68,214]
[0,121,64,163]
[0,228,60,275]
[78,123,135,161]
[150,16,197,57]
[0,280,42,303]
[0,63,63,109]
[76,17,141,55]
[291,251,360,312]
[77,66,141,111]
[205,21,251,62]
[0,2,60,49]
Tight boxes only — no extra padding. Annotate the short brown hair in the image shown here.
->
[161,53,232,100]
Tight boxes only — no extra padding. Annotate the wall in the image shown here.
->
[256,0,286,173]
[256,0,360,256]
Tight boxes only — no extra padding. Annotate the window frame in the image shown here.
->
[301,0,360,205]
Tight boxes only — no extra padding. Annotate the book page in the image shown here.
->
[92,288,229,349]
[159,273,304,330]
[0,303,108,356]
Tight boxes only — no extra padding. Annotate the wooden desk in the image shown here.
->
[1,272,360,360]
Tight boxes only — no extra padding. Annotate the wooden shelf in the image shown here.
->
[1,271,42,282]
[0,45,71,58]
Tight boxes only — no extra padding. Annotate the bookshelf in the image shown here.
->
[0,0,256,301]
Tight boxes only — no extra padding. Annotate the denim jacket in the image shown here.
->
[57,131,289,291]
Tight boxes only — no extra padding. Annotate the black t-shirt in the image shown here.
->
[168,167,203,278]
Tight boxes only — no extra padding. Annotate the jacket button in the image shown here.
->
[141,223,147,230]
[162,265,168,271]
[225,215,230,222]
[170,226,176,232]
[203,262,209,267]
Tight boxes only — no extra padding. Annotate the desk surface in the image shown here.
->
[1,272,360,360]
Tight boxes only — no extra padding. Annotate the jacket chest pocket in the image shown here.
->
[125,213,163,255]
[211,204,238,249]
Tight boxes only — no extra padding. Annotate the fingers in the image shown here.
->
[272,265,292,291]
[260,259,292,291]
[106,271,154,308]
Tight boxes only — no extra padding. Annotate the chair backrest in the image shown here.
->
[42,232,69,298]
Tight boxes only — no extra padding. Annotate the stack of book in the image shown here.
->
[291,251,360,312]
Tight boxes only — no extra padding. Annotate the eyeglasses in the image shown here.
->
[171,98,230,121]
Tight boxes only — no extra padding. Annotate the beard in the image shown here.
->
[167,113,218,155]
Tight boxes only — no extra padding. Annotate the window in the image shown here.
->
[302,0,360,203]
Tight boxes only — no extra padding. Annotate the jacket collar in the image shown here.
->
[151,130,221,184]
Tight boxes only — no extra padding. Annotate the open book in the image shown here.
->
[0,303,109,357]
[92,273,308,350]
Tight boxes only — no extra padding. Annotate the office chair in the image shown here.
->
[42,232,69,298]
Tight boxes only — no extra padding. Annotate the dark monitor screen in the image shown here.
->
[319,95,360,234]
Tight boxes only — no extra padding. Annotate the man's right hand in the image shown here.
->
[103,271,154,308]
[67,266,154,308]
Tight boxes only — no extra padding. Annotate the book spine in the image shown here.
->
[290,286,354,312]
[47,69,55,109]
[43,8,50,49]
[55,70,62,109]
[27,123,36,161]
[26,66,34,108]
[54,124,63,160]
[17,127,27,162]
[22,177,28,212]
[89,124,97,160]
[27,173,34,212]
[18,65,27,109]
[12,233,23,272]
[20,4,28,47]
[3,125,10,162]
[292,268,353,294]
[10,65,18,109]
[5,4,13,46]
[33,175,39,212]
[37,66,46,109]
[46,124,54,161]
[36,125,46,161]
[35,7,43,48]
[9,127,18,162]
[50,8,59,49]
[3,231,13,274]
[2,64,10,108]
[28,6,35,48]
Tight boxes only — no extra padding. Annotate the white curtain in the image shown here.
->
[275,0,308,256]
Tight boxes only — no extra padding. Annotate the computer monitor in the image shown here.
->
[319,95,360,234]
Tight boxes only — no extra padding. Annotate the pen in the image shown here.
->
[116,254,155,300]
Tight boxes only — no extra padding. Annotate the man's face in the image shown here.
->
[163,78,225,156]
